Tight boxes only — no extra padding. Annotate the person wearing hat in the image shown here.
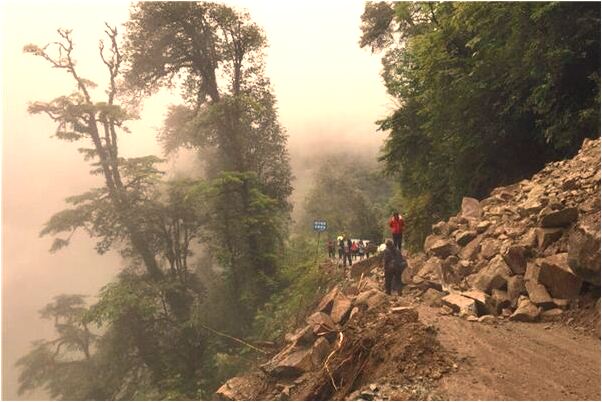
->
[389,211,405,250]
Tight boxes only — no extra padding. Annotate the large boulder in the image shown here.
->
[423,234,441,254]
[306,312,338,335]
[330,293,353,324]
[459,235,482,260]
[461,197,482,219]
[456,230,478,246]
[502,245,527,275]
[509,297,540,322]
[286,325,316,347]
[476,220,491,234]
[480,239,499,260]
[350,256,379,279]
[354,289,387,311]
[432,221,450,236]
[455,260,473,277]
[268,348,314,377]
[442,294,478,316]
[422,288,445,307]
[428,239,458,258]
[316,286,340,314]
[519,184,546,216]
[567,214,601,286]
[460,290,498,316]
[310,337,331,367]
[524,280,555,309]
[536,254,583,299]
[415,257,442,281]
[539,207,579,228]
[472,255,512,293]
[215,375,262,400]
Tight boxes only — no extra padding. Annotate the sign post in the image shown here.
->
[313,220,327,263]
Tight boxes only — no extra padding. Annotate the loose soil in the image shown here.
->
[417,302,600,400]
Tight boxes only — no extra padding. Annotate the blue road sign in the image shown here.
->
[313,220,327,232]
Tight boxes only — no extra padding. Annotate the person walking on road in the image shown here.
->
[344,237,353,267]
[337,236,345,265]
[382,239,406,295]
[389,211,405,250]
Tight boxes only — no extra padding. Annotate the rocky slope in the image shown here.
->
[215,137,600,400]
[413,137,600,325]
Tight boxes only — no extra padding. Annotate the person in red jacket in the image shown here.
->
[389,211,405,250]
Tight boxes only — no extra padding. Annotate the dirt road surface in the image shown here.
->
[416,305,600,400]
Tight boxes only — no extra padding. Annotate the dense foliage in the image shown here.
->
[361,1,600,248]
[124,2,293,332]
[18,2,295,399]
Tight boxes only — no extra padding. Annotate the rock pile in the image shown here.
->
[215,266,453,400]
[411,137,600,322]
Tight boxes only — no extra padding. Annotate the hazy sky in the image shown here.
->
[1,1,390,399]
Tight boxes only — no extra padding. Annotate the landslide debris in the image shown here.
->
[215,137,601,400]
[410,137,600,327]
[215,263,454,401]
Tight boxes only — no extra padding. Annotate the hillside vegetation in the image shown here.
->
[361,1,600,248]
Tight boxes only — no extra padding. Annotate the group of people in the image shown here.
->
[327,237,373,267]
[324,211,407,295]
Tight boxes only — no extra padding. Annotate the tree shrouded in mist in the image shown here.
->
[17,1,293,398]
[123,1,293,331]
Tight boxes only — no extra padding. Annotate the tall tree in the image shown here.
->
[22,26,211,398]
[123,1,293,330]
[361,2,600,248]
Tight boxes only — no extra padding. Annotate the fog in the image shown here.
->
[1,1,389,399]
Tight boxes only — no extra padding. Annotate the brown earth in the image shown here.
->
[417,302,600,400]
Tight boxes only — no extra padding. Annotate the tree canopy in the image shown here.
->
[361,1,600,248]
